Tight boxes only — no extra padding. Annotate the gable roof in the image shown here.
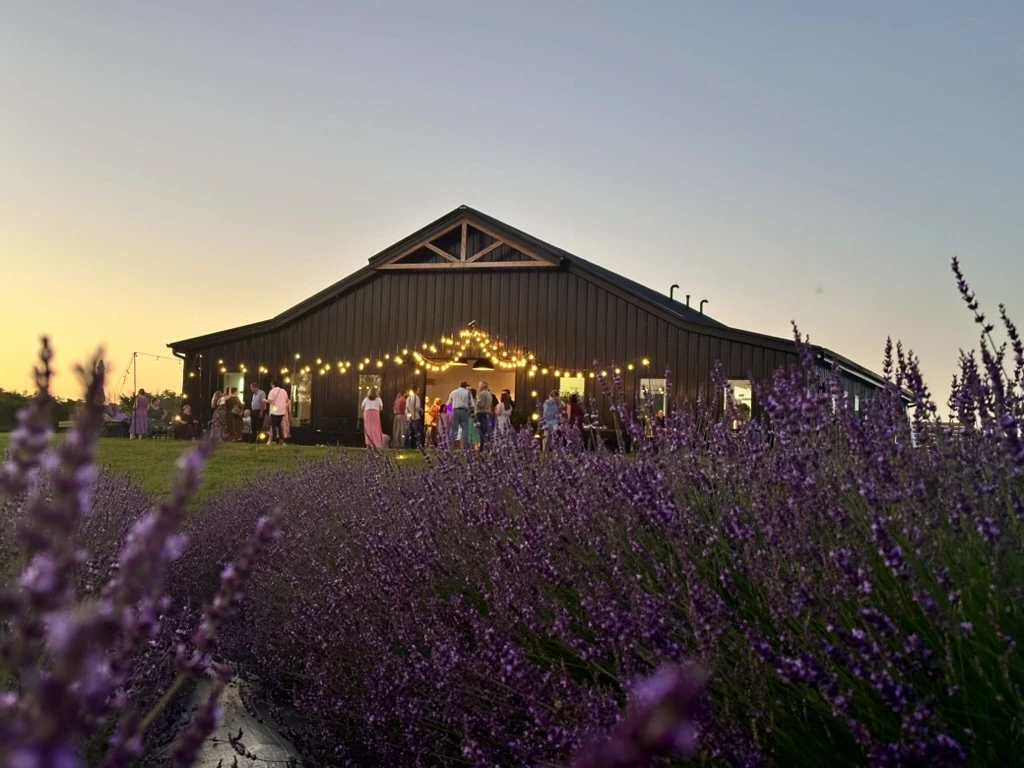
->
[169,205,732,349]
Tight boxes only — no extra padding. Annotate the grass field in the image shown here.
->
[0,434,424,506]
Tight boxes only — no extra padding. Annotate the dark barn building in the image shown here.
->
[169,206,887,445]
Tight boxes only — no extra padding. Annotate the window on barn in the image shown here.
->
[725,379,753,428]
[291,372,312,424]
[855,394,861,413]
[641,378,668,416]
[223,371,245,396]
[358,374,382,418]
[559,376,585,399]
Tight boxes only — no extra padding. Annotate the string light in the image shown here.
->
[198,324,663,402]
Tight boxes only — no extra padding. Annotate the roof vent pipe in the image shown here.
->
[686,294,691,306]
[669,284,680,301]
[699,299,709,314]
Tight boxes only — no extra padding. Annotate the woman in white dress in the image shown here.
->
[495,392,513,435]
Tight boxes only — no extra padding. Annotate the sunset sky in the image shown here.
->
[2,2,1022,404]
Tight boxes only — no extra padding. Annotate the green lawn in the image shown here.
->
[0,434,425,506]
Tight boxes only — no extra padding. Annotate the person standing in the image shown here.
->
[392,390,408,449]
[209,390,229,442]
[250,383,267,443]
[266,380,289,445]
[405,386,424,449]
[129,389,150,440]
[224,387,243,441]
[541,390,563,451]
[447,381,472,450]
[495,391,513,435]
[360,387,386,449]
[426,397,441,445]
[568,393,585,430]
[475,381,494,448]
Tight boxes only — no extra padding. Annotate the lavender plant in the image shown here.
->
[0,341,281,767]
[4,259,1018,767]
[173,262,1019,766]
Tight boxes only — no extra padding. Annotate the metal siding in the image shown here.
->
[185,267,834,443]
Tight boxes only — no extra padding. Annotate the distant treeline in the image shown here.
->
[0,389,81,432]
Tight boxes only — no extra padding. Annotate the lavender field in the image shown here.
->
[2,263,1022,767]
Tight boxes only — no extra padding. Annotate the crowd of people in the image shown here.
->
[359,380,585,451]
[359,379,514,450]
[124,379,589,449]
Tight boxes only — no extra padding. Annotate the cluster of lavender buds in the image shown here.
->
[1,340,281,767]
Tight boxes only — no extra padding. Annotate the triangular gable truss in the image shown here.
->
[377,218,557,270]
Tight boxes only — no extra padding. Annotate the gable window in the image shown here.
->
[725,379,753,428]
[291,372,312,424]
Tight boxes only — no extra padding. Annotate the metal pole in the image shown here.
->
[133,352,137,395]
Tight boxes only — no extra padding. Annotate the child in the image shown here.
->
[242,408,252,438]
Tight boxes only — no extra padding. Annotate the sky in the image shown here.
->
[1,2,1022,405]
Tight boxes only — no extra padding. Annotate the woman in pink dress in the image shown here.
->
[359,387,386,449]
